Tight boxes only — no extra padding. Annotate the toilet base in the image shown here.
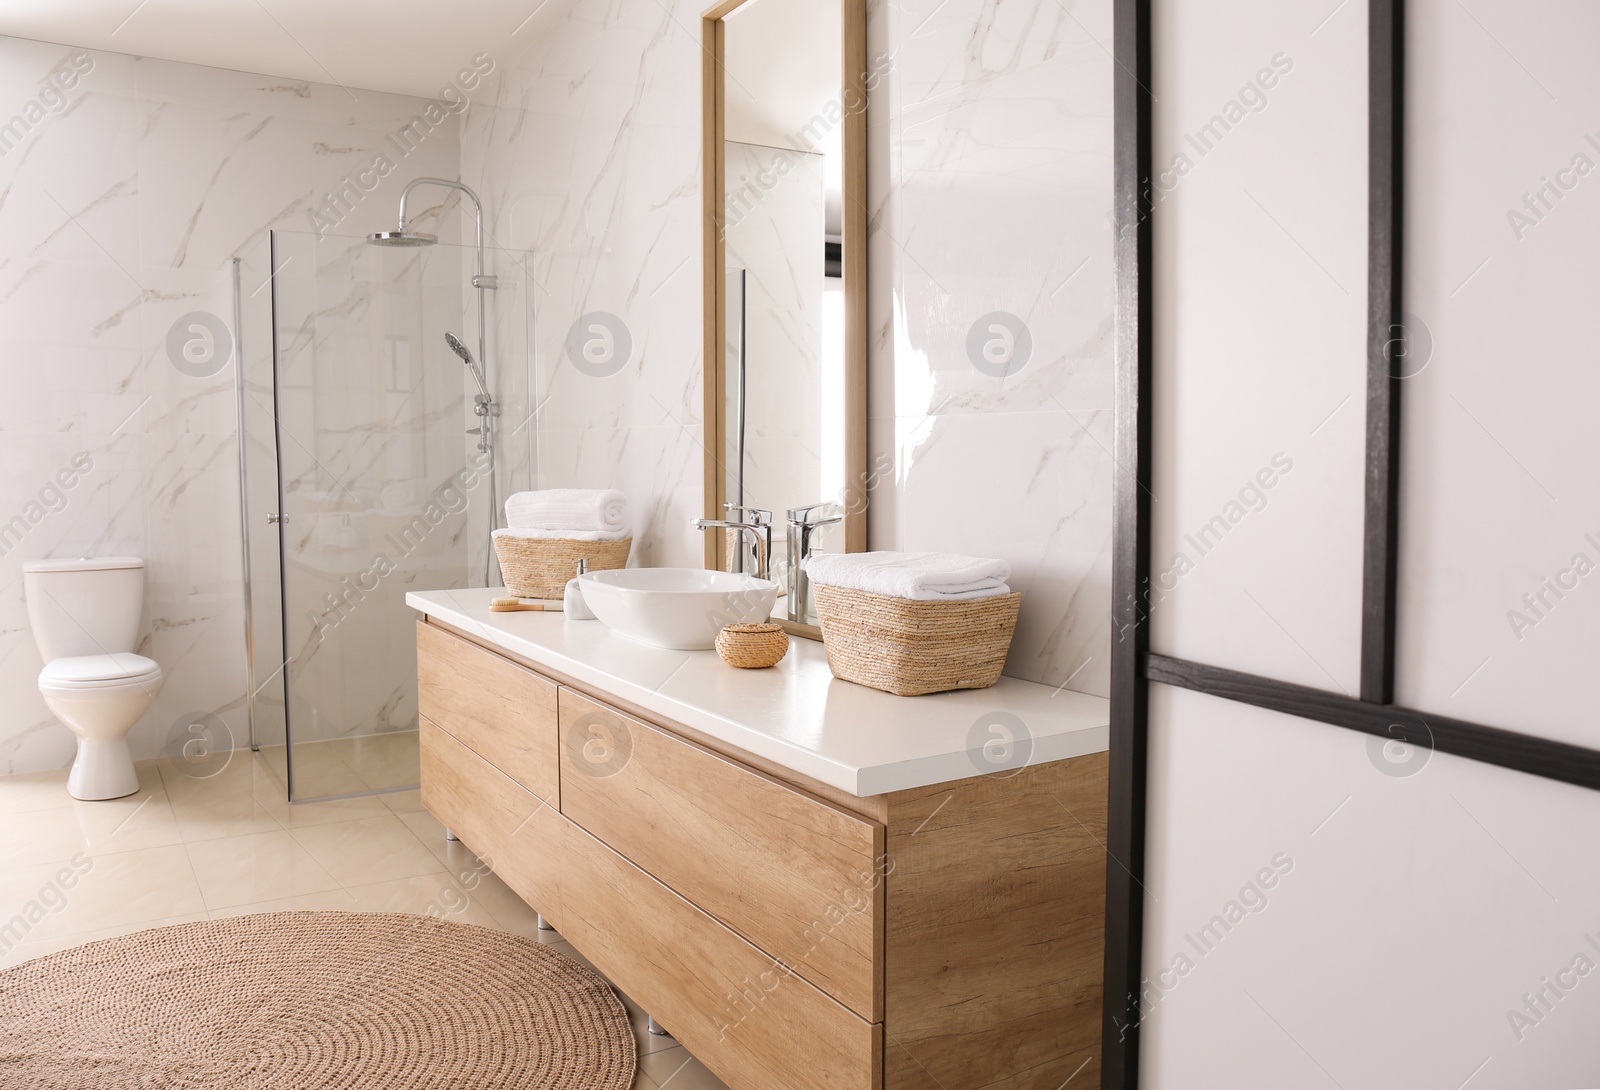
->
[66,737,139,801]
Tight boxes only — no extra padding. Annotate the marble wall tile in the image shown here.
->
[0,35,473,775]
[465,0,1114,695]
[129,56,453,130]
[0,96,140,268]
[872,407,1113,694]
[535,424,705,570]
[864,0,1114,693]
[459,0,713,576]
[0,0,1115,779]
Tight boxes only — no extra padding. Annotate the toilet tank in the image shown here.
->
[23,557,146,661]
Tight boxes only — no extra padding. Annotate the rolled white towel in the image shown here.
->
[504,488,628,533]
[803,550,1011,601]
[493,526,631,543]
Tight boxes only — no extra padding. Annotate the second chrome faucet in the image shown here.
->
[693,504,773,580]
[692,501,844,625]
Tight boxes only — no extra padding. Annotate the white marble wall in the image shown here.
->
[459,2,706,569]
[866,0,1115,694]
[462,0,1113,695]
[0,36,462,774]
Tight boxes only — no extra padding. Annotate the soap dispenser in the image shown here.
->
[565,558,597,620]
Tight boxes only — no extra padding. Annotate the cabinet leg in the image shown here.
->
[444,828,460,842]
[647,1016,672,1038]
[536,914,555,932]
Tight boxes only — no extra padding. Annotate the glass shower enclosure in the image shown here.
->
[236,228,533,802]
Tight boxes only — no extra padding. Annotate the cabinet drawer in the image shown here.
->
[417,621,559,805]
[561,820,880,1090]
[558,688,883,1021]
[420,717,565,930]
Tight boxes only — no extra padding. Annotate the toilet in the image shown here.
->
[23,557,163,801]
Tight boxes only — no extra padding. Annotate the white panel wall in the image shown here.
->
[1142,687,1600,1090]
[1396,0,1600,745]
[1148,0,1367,695]
[1143,1,1600,1086]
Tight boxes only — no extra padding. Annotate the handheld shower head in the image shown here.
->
[444,331,474,366]
[445,331,490,400]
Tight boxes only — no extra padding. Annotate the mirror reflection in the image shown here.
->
[714,0,853,627]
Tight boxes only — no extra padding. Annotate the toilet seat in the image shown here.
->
[40,653,162,691]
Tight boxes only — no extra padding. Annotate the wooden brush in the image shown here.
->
[489,597,562,612]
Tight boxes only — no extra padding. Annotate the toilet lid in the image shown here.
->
[41,653,160,684]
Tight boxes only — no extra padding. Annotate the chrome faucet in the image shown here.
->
[693,504,773,580]
[786,502,843,624]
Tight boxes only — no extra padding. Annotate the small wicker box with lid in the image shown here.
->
[812,584,1021,696]
[493,536,631,600]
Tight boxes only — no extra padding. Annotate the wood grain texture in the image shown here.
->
[416,621,1110,1090]
[417,620,560,805]
[701,6,726,571]
[419,716,566,930]
[559,688,884,1021]
[425,617,889,823]
[882,754,1108,1090]
[840,0,868,554]
[560,819,881,1090]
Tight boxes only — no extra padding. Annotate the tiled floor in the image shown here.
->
[253,731,423,798]
[0,753,727,1090]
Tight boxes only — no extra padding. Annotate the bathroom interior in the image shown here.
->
[1,0,1596,1088]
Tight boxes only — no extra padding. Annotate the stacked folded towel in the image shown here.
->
[499,488,631,540]
[802,550,1011,601]
[506,488,629,533]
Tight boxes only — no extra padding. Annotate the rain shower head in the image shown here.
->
[367,229,438,247]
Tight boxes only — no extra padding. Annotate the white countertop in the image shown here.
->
[407,587,1109,798]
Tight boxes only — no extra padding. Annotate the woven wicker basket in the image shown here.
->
[715,623,789,669]
[494,536,631,599]
[813,585,1021,696]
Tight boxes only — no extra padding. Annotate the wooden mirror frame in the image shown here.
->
[700,0,869,640]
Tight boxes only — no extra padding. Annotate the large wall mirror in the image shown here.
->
[701,0,867,638]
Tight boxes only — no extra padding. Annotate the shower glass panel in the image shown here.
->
[236,235,286,770]
[239,228,534,802]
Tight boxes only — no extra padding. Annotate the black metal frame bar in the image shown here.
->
[1147,655,1600,791]
[1362,0,1405,704]
[1102,2,1598,1086]
[1102,0,1153,1084]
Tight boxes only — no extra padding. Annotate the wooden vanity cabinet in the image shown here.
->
[416,618,1107,1090]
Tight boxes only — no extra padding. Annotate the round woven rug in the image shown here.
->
[0,911,637,1089]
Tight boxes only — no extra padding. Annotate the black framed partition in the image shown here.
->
[1102,2,1600,1086]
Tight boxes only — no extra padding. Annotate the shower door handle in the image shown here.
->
[266,513,287,524]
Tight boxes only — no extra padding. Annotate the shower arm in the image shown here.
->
[395,178,492,399]
[395,177,485,280]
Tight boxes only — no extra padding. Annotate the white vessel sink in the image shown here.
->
[579,568,780,650]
